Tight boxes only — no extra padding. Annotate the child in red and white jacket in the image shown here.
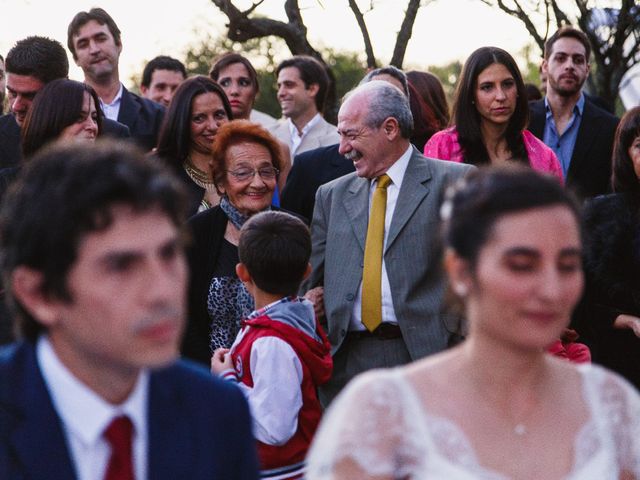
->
[211,211,332,480]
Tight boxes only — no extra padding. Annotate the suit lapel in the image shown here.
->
[147,370,195,480]
[117,87,140,129]
[567,101,599,180]
[344,176,370,252]
[385,150,431,251]
[527,100,545,138]
[6,343,77,479]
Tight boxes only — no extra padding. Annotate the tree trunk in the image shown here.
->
[390,0,422,68]
[348,0,378,68]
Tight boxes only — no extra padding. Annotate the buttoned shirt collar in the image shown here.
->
[288,113,321,156]
[375,143,412,192]
[100,83,124,121]
[544,92,585,117]
[543,93,585,176]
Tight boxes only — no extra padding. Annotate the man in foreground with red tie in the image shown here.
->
[0,140,259,479]
[303,81,473,405]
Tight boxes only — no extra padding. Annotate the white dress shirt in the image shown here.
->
[349,144,413,331]
[99,83,124,121]
[229,326,303,445]
[37,336,149,480]
[288,113,321,157]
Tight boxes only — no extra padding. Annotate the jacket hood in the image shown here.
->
[245,298,332,385]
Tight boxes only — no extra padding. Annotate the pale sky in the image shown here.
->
[1,0,536,88]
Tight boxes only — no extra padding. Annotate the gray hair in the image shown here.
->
[346,81,413,139]
[361,65,409,97]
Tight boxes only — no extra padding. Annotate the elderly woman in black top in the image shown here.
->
[181,120,284,365]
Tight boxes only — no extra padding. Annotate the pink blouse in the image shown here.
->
[424,127,564,182]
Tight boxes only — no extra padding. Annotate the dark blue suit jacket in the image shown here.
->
[280,144,355,223]
[0,341,259,480]
[528,98,619,200]
[118,87,165,152]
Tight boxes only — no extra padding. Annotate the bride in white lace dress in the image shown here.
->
[306,167,640,480]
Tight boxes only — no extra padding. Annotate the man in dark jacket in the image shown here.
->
[528,26,618,200]
[68,7,164,151]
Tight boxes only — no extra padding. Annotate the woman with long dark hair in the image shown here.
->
[406,70,450,131]
[21,78,101,157]
[0,79,102,200]
[424,47,562,180]
[155,75,232,216]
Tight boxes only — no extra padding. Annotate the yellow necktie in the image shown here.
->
[362,174,392,332]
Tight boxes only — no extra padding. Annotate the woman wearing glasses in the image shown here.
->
[182,120,287,365]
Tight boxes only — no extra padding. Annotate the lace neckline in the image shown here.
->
[392,364,606,480]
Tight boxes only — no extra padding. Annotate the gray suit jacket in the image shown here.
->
[269,116,340,159]
[304,147,473,359]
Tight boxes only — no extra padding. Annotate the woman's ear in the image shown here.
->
[444,248,471,297]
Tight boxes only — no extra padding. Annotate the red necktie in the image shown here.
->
[103,415,135,480]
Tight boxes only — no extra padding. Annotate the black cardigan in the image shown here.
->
[575,193,640,388]
[182,206,230,366]
[180,205,301,366]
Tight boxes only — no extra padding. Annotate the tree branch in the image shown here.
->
[210,0,322,58]
[549,0,570,27]
[390,0,422,68]
[348,0,378,68]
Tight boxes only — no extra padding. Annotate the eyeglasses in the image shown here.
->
[227,166,279,182]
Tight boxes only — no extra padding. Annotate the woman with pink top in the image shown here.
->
[424,47,562,181]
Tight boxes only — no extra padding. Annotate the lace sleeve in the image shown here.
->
[593,367,640,475]
[306,369,428,480]
[582,364,640,479]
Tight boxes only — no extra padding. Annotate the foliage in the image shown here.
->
[480,0,640,108]
[323,49,368,117]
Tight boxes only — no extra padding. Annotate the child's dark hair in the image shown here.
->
[441,166,581,270]
[238,211,311,296]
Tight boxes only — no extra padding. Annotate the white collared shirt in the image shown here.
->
[99,83,124,121]
[37,336,149,480]
[288,113,321,157]
[350,144,413,331]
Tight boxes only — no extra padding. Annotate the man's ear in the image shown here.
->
[140,85,149,96]
[382,117,400,140]
[306,83,320,98]
[11,266,62,327]
[541,59,549,76]
[235,263,252,284]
